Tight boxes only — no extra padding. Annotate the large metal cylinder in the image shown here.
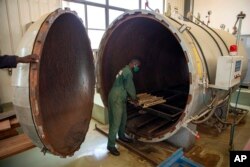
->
[97,10,248,142]
[12,9,248,156]
[12,9,95,157]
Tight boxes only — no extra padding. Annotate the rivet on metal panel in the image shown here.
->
[46,17,54,24]
[37,33,44,42]
[56,8,63,14]
[72,11,78,15]
[64,7,71,11]
[36,40,42,44]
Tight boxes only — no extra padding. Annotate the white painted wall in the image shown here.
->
[193,0,250,34]
[167,0,185,16]
[0,0,61,104]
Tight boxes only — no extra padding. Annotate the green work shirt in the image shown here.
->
[109,65,137,101]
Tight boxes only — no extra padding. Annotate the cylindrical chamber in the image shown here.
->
[97,10,248,142]
[12,9,95,157]
[12,9,248,156]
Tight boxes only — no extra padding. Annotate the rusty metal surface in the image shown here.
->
[97,11,189,141]
[126,89,186,139]
[96,10,248,144]
[98,13,190,108]
[118,80,189,139]
[14,9,95,157]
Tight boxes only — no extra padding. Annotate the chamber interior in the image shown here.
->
[38,14,94,155]
[101,17,190,139]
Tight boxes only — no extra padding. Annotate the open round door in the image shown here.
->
[13,8,95,157]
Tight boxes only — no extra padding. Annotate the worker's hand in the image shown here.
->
[130,99,139,107]
[16,54,39,64]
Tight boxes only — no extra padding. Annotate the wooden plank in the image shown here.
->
[10,117,20,128]
[0,134,35,159]
[0,120,11,131]
[142,99,166,108]
[0,129,18,140]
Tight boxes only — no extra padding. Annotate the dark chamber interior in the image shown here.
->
[101,17,190,139]
[38,13,94,155]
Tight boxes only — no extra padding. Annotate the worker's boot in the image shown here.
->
[107,146,120,156]
[119,137,133,143]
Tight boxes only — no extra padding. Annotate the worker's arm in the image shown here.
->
[123,70,137,100]
[0,54,39,69]
[0,55,18,69]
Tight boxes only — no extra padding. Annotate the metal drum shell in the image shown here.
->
[12,9,95,157]
[96,10,248,142]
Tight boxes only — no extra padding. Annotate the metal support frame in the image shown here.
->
[105,0,109,28]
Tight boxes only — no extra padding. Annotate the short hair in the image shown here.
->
[130,58,141,65]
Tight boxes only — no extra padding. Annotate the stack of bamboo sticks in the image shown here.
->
[136,93,166,108]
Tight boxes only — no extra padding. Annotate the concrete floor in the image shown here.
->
[0,103,249,167]
[0,119,153,167]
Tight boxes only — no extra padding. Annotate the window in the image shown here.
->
[109,9,124,24]
[109,0,139,10]
[87,0,105,4]
[62,2,85,25]
[62,1,70,8]
[88,30,105,49]
[87,6,105,29]
[62,0,164,50]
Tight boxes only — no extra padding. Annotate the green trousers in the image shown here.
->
[107,93,127,148]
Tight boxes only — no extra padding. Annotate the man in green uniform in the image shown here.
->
[107,59,141,156]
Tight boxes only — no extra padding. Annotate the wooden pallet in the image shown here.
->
[0,116,20,140]
[0,134,35,159]
[0,109,35,159]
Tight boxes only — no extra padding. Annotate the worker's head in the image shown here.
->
[129,59,141,73]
